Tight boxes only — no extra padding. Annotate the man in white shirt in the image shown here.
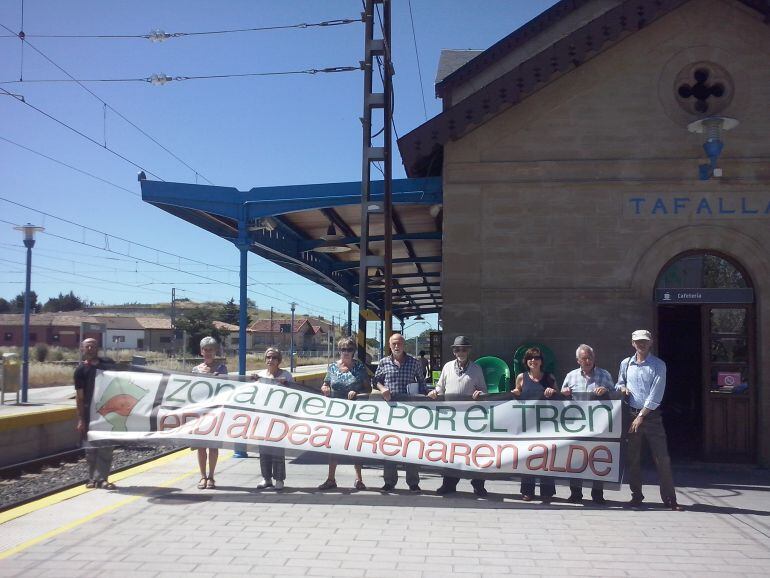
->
[428,335,488,497]
[616,330,684,511]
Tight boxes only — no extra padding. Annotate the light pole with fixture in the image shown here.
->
[403,318,430,356]
[13,223,44,403]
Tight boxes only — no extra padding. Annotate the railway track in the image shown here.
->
[0,446,179,512]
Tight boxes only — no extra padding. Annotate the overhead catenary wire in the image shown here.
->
[0,21,214,185]
[407,0,429,121]
[0,135,139,197]
[0,17,361,40]
[0,66,361,85]
[0,205,342,316]
[0,86,165,181]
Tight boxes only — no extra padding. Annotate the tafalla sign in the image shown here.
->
[88,370,623,482]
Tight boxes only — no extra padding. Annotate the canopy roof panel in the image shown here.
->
[140,177,443,320]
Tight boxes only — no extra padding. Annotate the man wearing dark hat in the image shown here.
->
[616,329,684,511]
[428,335,488,497]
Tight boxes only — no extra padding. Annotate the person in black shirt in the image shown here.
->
[74,338,116,489]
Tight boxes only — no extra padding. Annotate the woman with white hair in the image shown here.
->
[191,336,227,489]
[254,347,293,490]
[317,336,368,491]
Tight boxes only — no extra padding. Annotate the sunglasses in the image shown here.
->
[527,356,543,361]
[265,355,280,360]
[339,348,356,352]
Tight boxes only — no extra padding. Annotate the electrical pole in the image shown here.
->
[289,302,296,372]
[170,287,176,355]
[357,0,393,369]
[270,306,274,349]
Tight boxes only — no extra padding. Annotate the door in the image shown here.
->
[657,305,702,460]
[702,305,755,462]
[656,252,755,463]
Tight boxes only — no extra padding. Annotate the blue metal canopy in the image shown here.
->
[140,177,444,319]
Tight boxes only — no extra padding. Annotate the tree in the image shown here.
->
[42,291,88,312]
[0,298,10,313]
[175,308,226,354]
[10,291,41,313]
[219,298,251,326]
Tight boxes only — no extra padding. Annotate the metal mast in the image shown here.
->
[357,0,393,365]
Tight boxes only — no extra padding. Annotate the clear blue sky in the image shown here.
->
[0,1,558,338]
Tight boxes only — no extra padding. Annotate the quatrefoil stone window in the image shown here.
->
[674,61,733,115]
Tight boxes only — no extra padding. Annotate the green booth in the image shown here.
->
[475,356,511,394]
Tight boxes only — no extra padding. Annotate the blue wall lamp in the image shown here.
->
[687,116,739,180]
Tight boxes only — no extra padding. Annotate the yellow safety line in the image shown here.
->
[0,448,189,525]
[0,449,235,560]
[0,467,196,560]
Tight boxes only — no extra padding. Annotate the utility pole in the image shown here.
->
[357,0,393,369]
[289,302,296,372]
[170,287,176,355]
[270,306,274,349]
[331,315,336,359]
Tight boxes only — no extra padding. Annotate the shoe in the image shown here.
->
[521,494,534,502]
[256,477,274,489]
[274,480,284,491]
[197,477,208,490]
[568,493,583,504]
[436,485,456,495]
[354,480,366,491]
[233,451,248,458]
[317,479,337,491]
[380,483,396,492]
[541,496,553,504]
[592,494,607,505]
[101,481,117,490]
[85,480,97,489]
[624,497,644,509]
[409,485,421,492]
[472,485,488,498]
[663,499,685,511]
[206,478,216,489]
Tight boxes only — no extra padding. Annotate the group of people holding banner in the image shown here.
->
[74,326,684,511]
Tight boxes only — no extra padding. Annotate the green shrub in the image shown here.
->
[35,343,49,362]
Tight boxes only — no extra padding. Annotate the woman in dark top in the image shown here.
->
[513,347,559,503]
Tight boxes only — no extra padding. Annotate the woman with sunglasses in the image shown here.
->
[317,336,368,491]
[513,347,559,503]
[254,347,293,490]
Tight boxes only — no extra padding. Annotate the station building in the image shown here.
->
[398,0,770,464]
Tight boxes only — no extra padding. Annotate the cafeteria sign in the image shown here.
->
[655,288,754,304]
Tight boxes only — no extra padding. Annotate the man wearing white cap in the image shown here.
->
[616,330,684,511]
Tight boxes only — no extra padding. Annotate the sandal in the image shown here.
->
[354,480,366,491]
[198,477,208,490]
[85,480,97,489]
[102,482,117,490]
[206,478,216,489]
[317,479,337,491]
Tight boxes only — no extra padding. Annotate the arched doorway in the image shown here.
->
[655,252,756,462]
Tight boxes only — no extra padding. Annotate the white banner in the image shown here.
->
[88,370,624,482]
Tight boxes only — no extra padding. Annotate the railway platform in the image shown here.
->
[1,449,770,577]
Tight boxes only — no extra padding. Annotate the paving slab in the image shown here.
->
[0,450,769,577]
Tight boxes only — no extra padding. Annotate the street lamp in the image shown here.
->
[403,319,430,356]
[13,223,44,403]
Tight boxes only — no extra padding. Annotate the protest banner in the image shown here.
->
[88,370,623,482]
